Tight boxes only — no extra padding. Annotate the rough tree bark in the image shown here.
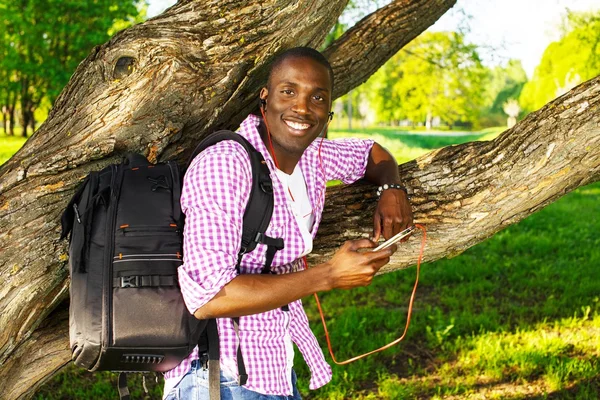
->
[1,0,599,399]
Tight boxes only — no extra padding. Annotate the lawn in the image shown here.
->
[0,132,27,165]
[13,126,598,399]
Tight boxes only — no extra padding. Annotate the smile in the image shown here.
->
[284,120,311,130]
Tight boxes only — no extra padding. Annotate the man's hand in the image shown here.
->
[372,188,413,242]
[324,239,397,290]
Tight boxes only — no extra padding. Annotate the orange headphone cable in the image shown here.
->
[308,223,427,365]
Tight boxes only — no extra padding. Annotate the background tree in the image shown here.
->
[0,1,599,399]
[520,9,600,112]
[0,5,20,136]
[366,31,488,128]
[480,59,528,127]
[0,0,144,136]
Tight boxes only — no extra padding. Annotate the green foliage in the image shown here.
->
[328,127,500,163]
[365,31,489,129]
[0,0,145,135]
[520,9,600,112]
[479,59,528,127]
[322,21,347,49]
[321,0,389,49]
[34,367,163,399]
[488,60,528,114]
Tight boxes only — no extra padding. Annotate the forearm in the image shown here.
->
[365,142,413,240]
[364,142,401,185]
[193,264,332,319]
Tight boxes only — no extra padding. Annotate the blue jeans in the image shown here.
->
[164,360,302,400]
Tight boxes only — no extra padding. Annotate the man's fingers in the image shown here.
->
[382,216,396,240]
[369,243,397,259]
[372,214,382,243]
[347,238,376,251]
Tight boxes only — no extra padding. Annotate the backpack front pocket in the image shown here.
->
[114,225,182,255]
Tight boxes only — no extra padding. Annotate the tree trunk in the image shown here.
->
[20,108,30,137]
[8,103,16,136]
[6,92,17,136]
[2,0,598,398]
[2,106,7,134]
[27,107,35,135]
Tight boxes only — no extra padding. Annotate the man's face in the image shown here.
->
[260,56,332,159]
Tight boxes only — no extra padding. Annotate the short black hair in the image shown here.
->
[267,47,334,90]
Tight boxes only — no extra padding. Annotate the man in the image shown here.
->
[164,47,413,399]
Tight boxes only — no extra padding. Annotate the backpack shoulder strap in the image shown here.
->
[191,131,285,391]
[188,131,284,273]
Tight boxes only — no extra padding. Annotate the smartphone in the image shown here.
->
[372,226,416,251]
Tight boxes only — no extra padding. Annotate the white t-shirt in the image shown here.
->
[275,165,314,257]
[274,164,315,376]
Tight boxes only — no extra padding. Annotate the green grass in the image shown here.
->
[18,126,599,399]
[0,132,27,165]
[295,178,600,399]
[328,126,505,163]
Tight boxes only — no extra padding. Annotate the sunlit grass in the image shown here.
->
[0,132,27,165]
[328,126,504,163]
[369,313,600,399]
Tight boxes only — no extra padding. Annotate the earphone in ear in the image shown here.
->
[260,98,267,108]
[328,111,334,121]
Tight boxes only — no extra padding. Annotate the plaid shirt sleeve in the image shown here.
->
[177,142,252,315]
[313,138,375,184]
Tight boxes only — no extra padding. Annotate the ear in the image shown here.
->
[259,87,268,105]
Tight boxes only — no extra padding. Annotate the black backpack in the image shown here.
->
[60,131,284,399]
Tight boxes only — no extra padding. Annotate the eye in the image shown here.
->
[281,89,294,95]
[313,95,325,102]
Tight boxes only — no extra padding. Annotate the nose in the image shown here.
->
[291,95,310,115]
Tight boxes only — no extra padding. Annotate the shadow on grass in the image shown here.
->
[531,375,600,399]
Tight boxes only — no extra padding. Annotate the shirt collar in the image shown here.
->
[237,114,277,170]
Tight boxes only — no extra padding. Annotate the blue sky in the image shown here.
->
[147,0,600,78]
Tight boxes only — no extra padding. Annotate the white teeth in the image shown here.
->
[285,120,310,130]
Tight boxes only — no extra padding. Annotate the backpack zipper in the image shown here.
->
[119,226,180,236]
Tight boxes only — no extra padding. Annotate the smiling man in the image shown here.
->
[163,47,413,399]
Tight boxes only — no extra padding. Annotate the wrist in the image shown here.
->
[315,261,335,292]
[376,183,407,198]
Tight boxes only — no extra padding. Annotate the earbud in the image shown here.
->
[260,98,267,108]
[328,111,334,121]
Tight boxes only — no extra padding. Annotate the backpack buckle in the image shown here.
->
[259,179,272,194]
[121,275,140,288]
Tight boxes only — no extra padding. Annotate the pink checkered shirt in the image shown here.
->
[164,114,374,395]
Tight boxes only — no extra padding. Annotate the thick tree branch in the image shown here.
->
[324,0,457,99]
[311,75,600,271]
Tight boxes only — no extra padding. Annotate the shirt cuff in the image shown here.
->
[309,364,333,390]
[178,265,237,315]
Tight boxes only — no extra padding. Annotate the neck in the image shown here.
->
[258,122,301,174]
